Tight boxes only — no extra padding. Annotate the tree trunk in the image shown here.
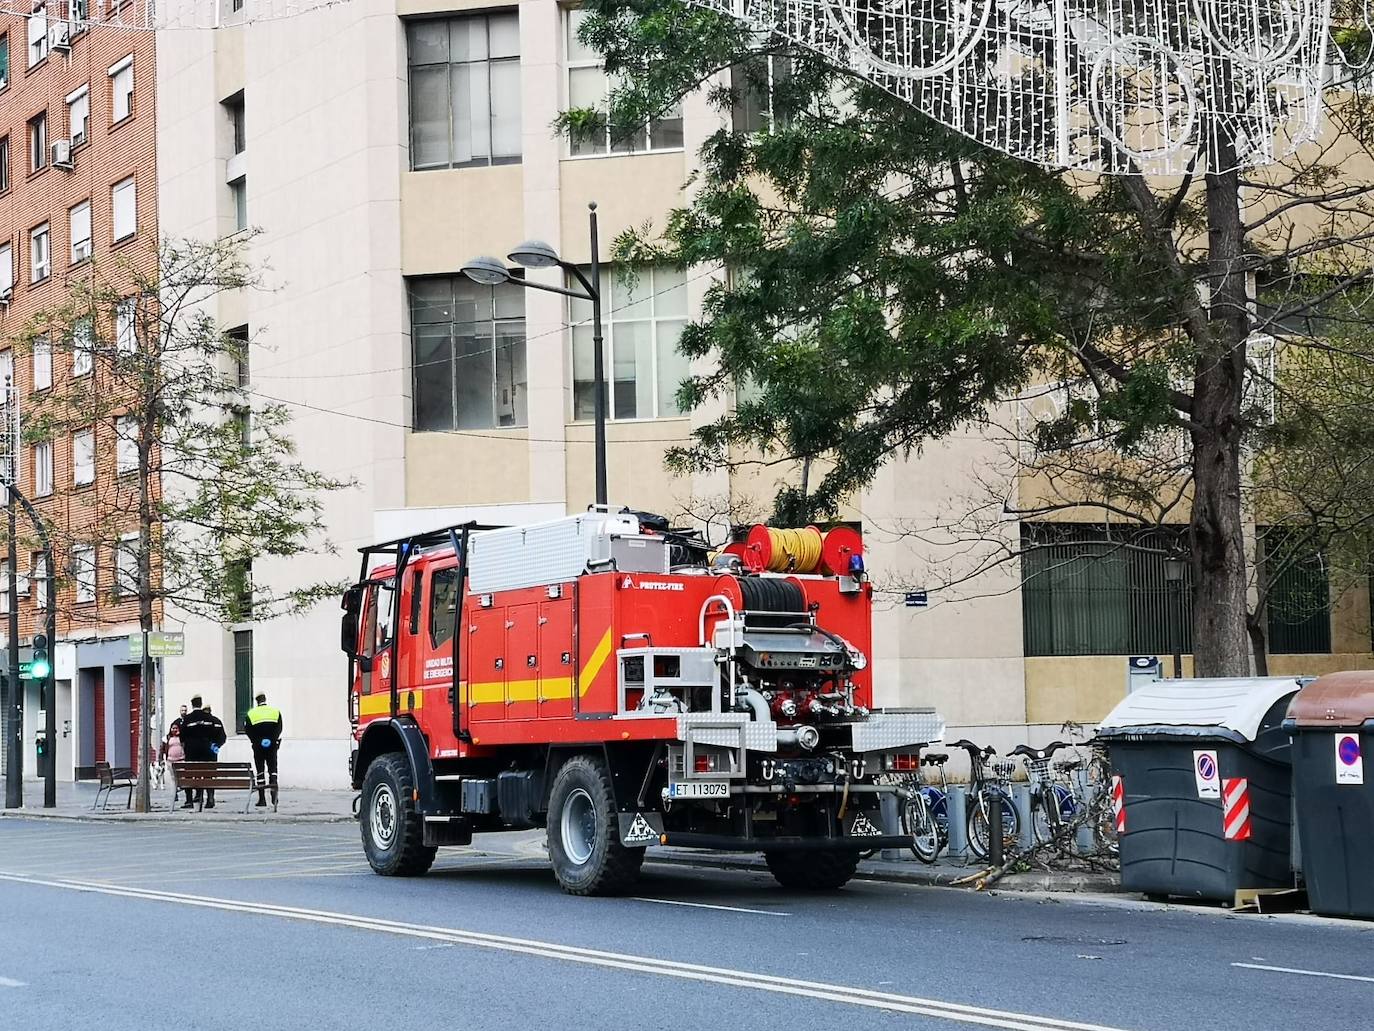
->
[1190,152,1252,677]
[1247,613,1270,677]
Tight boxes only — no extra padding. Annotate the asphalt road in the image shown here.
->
[1,819,1372,1031]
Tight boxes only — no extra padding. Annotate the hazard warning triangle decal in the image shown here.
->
[623,813,658,845]
[850,813,882,836]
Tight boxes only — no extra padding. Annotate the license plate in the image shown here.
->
[667,781,730,799]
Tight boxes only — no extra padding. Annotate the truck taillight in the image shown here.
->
[694,753,720,773]
[890,753,919,772]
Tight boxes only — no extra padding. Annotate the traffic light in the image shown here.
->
[30,633,50,680]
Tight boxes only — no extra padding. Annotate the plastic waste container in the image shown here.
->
[1097,677,1304,901]
[1284,671,1374,918]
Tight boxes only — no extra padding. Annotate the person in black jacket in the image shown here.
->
[242,693,283,808]
[178,696,226,809]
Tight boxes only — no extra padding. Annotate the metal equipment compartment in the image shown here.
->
[1097,677,1304,901]
[1285,671,1374,918]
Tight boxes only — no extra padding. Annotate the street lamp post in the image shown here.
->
[1164,555,1186,679]
[462,201,607,508]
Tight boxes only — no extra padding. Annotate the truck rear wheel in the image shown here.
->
[547,755,644,896]
[360,752,436,877]
[764,849,860,891]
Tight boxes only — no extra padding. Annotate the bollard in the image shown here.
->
[1013,784,1034,850]
[988,791,1004,867]
[879,792,910,862]
[1076,781,1098,854]
[947,785,969,859]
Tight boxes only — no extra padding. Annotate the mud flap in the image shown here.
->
[618,811,664,847]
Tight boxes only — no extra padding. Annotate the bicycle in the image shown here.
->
[1061,721,1120,857]
[1010,741,1080,846]
[898,751,950,864]
[951,740,1020,861]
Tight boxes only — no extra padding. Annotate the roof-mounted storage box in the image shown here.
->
[1097,677,1305,901]
[1284,671,1374,918]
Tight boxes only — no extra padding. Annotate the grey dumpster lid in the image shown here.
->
[1098,677,1305,742]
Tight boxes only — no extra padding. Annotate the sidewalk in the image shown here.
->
[0,777,356,823]
[2,778,1121,892]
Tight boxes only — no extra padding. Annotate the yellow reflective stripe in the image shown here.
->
[354,629,614,718]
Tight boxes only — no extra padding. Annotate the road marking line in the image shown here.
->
[0,976,26,988]
[1231,962,1374,984]
[629,897,790,917]
[0,872,1130,1031]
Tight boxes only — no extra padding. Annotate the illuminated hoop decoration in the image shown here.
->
[698,0,1336,173]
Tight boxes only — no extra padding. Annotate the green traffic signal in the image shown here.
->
[31,633,50,679]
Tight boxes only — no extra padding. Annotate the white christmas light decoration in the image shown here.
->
[691,0,1348,172]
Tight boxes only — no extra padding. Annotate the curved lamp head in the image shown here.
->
[508,240,562,270]
[460,256,512,286]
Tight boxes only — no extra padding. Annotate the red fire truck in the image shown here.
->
[343,511,943,895]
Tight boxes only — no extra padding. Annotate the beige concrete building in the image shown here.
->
[153,0,1372,786]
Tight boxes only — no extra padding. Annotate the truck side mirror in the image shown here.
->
[341,585,363,657]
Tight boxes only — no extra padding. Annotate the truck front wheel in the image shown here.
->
[764,849,860,891]
[547,755,644,896]
[360,752,436,877]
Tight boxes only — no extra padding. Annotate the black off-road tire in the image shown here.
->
[360,752,437,877]
[547,754,645,896]
[764,849,860,891]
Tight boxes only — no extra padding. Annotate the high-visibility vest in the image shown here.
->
[246,704,281,726]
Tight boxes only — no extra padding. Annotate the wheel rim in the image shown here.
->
[371,783,397,851]
[561,787,597,866]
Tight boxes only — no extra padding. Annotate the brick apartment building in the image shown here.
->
[0,7,157,783]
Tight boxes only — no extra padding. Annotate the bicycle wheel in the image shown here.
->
[968,789,1020,861]
[902,791,941,864]
[1030,787,1057,846]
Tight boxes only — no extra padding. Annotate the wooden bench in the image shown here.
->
[93,762,136,811]
[171,761,258,813]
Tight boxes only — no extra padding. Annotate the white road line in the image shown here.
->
[629,897,790,917]
[0,872,1130,1031]
[0,976,26,988]
[1231,962,1374,984]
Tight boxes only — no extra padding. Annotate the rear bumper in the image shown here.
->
[658,832,911,852]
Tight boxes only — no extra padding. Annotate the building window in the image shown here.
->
[0,135,9,193]
[109,56,134,123]
[30,222,49,283]
[32,440,51,497]
[72,428,94,485]
[228,325,249,386]
[116,415,137,474]
[116,297,136,353]
[31,335,49,390]
[29,112,46,173]
[225,91,245,154]
[72,545,95,604]
[27,6,47,69]
[71,318,93,376]
[230,178,247,232]
[116,533,138,596]
[32,552,47,610]
[0,243,11,297]
[66,86,89,147]
[227,558,253,623]
[569,266,689,421]
[731,55,792,134]
[409,277,527,431]
[0,33,9,90]
[1262,530,1333,654]
[69,199,91,264]
[234,628,253,727]
[564,9,682,156]
[112,176,136,240]
[407,12,521,170]
[1020,524,1194,657]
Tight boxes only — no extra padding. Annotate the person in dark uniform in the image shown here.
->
[179,696,226,809]
[242,693,283,808]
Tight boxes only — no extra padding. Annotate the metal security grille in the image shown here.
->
[1263,530,1331,655]
[1021,524,1193,657]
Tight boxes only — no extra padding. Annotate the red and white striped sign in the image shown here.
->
[1110,775,1126,833]
[1222,777,1251,841]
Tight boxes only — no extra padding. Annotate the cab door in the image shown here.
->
[359,578,396,718]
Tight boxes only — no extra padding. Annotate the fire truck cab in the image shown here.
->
[343,510,943,895]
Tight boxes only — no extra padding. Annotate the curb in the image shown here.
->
[645,850,1122,894]
[0,809,354,825]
